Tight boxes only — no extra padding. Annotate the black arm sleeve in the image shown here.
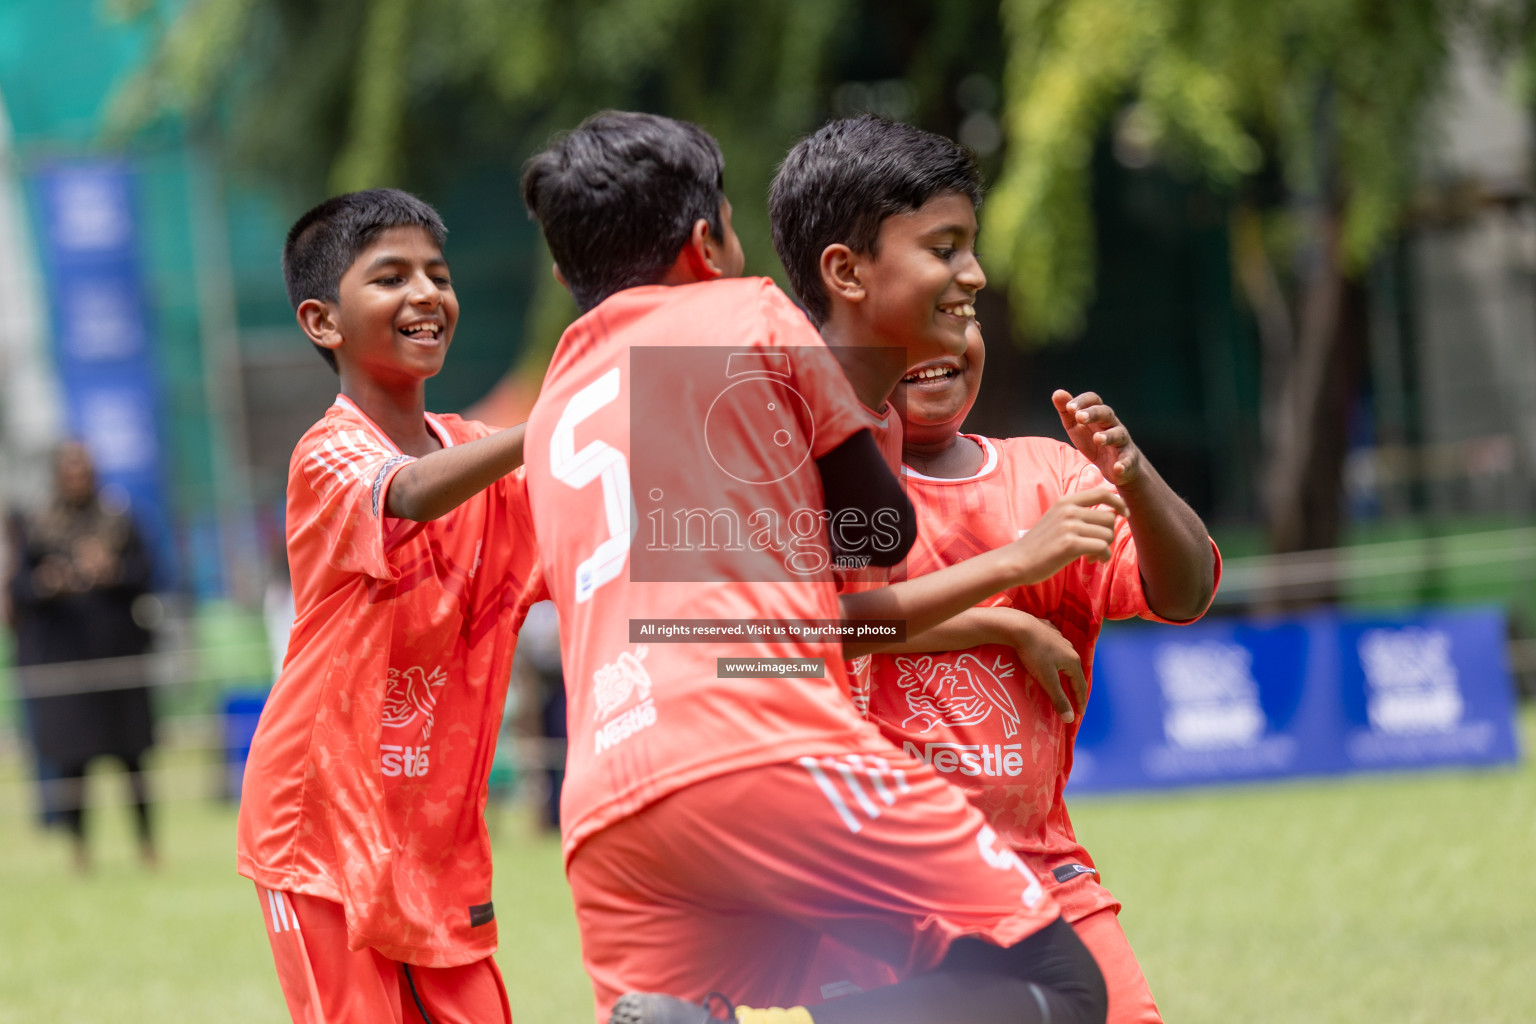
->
[940,917,1109,1024]
[815,429,916,569]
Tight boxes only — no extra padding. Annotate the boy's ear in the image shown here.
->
[682,218,728,280]
[661,218,730,287]
[552,263,570,292]
[296,298,344,354]
[819,243,865,306]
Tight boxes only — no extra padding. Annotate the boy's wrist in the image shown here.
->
[1110,463,1151,499]
[999,544,1038,590]
[967,605,1009,647]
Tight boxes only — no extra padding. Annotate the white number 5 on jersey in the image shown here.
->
[550,368,634,602]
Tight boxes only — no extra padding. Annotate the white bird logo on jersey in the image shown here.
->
[382,665,448,738]
[592,645,652,720]
[846,654,873,717]
[894,653,1021,738]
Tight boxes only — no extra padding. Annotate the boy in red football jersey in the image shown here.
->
[521,110,1119,1024]
[237,189,543,1024]
[770,115,1220,1024]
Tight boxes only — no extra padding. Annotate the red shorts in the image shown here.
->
[1072,907,1162,1024]
[257,887,512,1024]
[567,750,1061,1021]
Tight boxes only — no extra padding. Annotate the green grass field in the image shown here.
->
[0,711,1531,1024]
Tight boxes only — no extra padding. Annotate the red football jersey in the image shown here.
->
[522,278,889,862]
[868,434,1220,921]
[237,397,542,966]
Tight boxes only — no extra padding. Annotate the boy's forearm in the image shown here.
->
[839,550,1023,657]
[1118,459,1216,621]
[385,424,526,522]
[874,606,1009,655]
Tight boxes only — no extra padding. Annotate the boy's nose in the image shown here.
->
[409,275,443,305]
[958,252,986,292]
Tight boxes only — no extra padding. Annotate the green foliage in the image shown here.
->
[1479,0,1536,103]
[109,0,1023,364]
[990,0,1472,340]
[115,0,1513,352]
[109,0,864,276]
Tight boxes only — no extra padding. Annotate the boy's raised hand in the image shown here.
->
[1054,389,1141,487]
[1011,487,1127,586]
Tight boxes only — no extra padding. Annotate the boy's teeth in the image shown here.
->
[941,303,976,317]
[903,366,956,382]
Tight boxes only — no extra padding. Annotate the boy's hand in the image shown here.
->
[1011,487,1127,586]
[993,609,1086,723]
[1054,389,1141,487]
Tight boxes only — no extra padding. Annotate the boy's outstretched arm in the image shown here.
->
[1054,390,1216,621]
[841,488,1127,658]
[385,423,526,521]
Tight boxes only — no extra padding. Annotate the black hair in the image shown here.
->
[769,114,981,325]
[282,188,448,372]
[521,110,725,313]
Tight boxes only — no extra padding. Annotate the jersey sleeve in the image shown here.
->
[291,424,417,580]
[506,464,550,605]
[1056,443,1222,624]
[759,282,870,459]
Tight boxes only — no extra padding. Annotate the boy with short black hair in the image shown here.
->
[521,109,1116,1024]
[238,188,541,1024]
[770,114,1220,1024]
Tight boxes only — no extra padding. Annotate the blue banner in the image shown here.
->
[32,161,173,582]
[1069,607,1521,794]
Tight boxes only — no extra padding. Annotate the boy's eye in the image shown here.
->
[376,275,405,286]
[933,247,956,260]
[432,275,452,287]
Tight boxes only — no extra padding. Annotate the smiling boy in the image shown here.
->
[771,116,1220,1024]
[521,110,1119,1024]
[237,189,542,1024]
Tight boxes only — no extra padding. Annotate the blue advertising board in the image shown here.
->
[31,161,173,582]
[1068,607,1520,794]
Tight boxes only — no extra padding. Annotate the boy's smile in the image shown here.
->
[858,191,984,364]
[327,225,458,386]
[897,319,986,452]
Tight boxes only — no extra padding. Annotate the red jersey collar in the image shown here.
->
[900,434,998,483]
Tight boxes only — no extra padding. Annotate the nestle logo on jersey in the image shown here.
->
[903,741,1028,778]
[381,744,430,777]
[591,646,659,754]
[595,699,657,753]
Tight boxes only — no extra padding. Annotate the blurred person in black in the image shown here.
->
[5,440,158,871]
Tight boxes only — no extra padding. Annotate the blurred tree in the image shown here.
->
[1485,0,1536,98]
[988,0,1476,556]
[107,0,1007,374]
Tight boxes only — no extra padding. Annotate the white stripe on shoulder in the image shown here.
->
[308,446,349,486]
[322,438,369,483]
[332,395,404,455]
[337,432,383,477]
